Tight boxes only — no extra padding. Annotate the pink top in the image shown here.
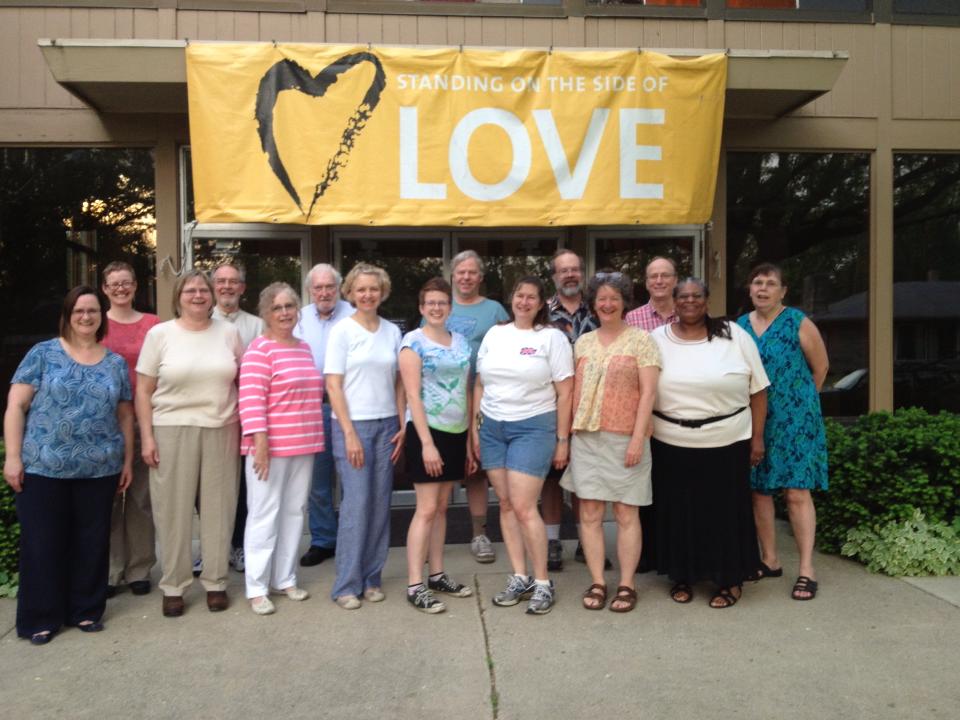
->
[239,336,324,457]
[104,313,161,391]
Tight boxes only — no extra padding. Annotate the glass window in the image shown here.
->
[893,0,958,15]
[726,151,870,417]
[455,234,560,307]
[0,147,155,415]
[892,153,960,414]
[593,230,698,308]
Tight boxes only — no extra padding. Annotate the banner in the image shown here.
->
[186,44,726,227]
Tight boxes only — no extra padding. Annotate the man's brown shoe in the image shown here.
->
[162,595,185,617]
[207,591,229,612]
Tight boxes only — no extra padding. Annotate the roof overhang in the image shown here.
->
[38,39,847,120]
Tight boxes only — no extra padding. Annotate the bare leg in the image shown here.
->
[785,489,817,584]
[427,482,453,575]
[752,492,781,570]
[507,470,549,580]
[612,502,641,589]
[486,469,527,576]
[578,499,607,590]
[406,483,444,586]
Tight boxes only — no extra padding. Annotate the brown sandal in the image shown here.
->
[609,586,638,613]
[581,583,607,610]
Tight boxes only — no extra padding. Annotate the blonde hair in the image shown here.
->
[171,270,214,318]
[341,263,391,304]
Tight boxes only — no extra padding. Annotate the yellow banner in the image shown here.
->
[186,44,726,227]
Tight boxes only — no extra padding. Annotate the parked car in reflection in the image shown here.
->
[819,360,960,417]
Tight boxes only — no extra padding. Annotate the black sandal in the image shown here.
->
[746,561,783,582]
[670,582,693,604]
[709,585,742,609]
[791,575,819,601]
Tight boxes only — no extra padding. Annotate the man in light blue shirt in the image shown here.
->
[294,263,353,566]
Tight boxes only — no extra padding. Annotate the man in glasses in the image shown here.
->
[625,256,679,572]
[543,249,597,571]
[211,262,264,576]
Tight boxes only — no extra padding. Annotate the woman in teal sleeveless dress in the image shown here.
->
[737,263,829,601]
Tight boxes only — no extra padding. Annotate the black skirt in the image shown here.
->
[651,438,760,588]
[404,422,468,484]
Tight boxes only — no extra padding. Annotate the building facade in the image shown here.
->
[1,0,959,422]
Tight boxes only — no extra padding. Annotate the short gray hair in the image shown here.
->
[258,281,301,321]
[451,249,484,276]
[213,261,246,283]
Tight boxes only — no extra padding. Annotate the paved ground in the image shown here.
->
[1,521,958,720]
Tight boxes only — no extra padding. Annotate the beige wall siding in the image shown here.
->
[2,7,960,124]
[892,24,960,120]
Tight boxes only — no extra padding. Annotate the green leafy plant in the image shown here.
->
[816,408,960,554]
[841,509,960,576]
[0,442,20,598]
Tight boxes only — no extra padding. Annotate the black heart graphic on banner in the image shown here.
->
[255,52,386,219]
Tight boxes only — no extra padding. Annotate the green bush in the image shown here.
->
[0,442,19,597]
[816,408,960,554]
[841,509,960,576]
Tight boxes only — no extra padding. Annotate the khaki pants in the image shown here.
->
[150,424,239,596]
[108,450,156,585]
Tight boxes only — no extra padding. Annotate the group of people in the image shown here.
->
[3,248,829,644]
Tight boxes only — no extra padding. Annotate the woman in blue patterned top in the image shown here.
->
[3,286,134,644]
[399,277,475,613]
[737,263,829,601]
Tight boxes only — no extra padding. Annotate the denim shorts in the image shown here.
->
[479,411,557,479]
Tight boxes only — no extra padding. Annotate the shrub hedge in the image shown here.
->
[816,408,960,555]
[0,442,20,597]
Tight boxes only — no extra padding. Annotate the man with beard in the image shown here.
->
[543,249,597,571]
[211,262,264,575]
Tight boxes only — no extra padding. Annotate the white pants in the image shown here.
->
[243,454,313,599]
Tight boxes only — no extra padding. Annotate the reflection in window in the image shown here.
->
[0,148,155,415]
[893,153,960,414]
[594,234,694,307]
[726,152,870,416]
[457,235,558,307]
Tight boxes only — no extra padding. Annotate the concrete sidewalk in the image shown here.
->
[1,522,958,720]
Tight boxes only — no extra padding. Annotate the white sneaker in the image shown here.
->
[471,534,496,564]
[250,596,275,615]
[229,547,245,572]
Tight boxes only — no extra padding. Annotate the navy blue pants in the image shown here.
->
[16,473,118,638]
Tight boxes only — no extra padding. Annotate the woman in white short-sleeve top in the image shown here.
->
[471,276,573,616]
[649,277,769,610]
[324,263,404,610]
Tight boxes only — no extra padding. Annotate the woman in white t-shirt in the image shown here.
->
[324,263,404,610]
[136,270,243,618]
[649,278,769,610]
[471,276,574,616]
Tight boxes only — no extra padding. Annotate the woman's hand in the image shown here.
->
[422,442,443,477]
[552,438,569,471]
[750,436,765,467]
[625,436,645,468]
[389,426,406,465]
[345,430,365,469]
[469,424,481,464]
[3,456,24,493]
[117,463,133,493]
[141,436,160,468]
[253,434,270,481]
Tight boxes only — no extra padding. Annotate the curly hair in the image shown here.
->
[586,270,633,317]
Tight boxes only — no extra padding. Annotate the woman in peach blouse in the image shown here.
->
[561,271,661,613]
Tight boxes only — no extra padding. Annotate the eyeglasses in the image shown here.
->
[214,278,242,286]
[676,292,705,301]
[422,300,450,308]
[557,268,582,277]
[270,302,298,314]
[105,280,134,290]
[595,272,623,282]
[182,287,212,296]
[646,272,676,281]
[72,308,101,316]
[311,284,338,293]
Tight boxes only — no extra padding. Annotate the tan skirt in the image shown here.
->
[560,431,652,507]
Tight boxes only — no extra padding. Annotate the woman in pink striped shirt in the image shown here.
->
[239,282,324,615]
